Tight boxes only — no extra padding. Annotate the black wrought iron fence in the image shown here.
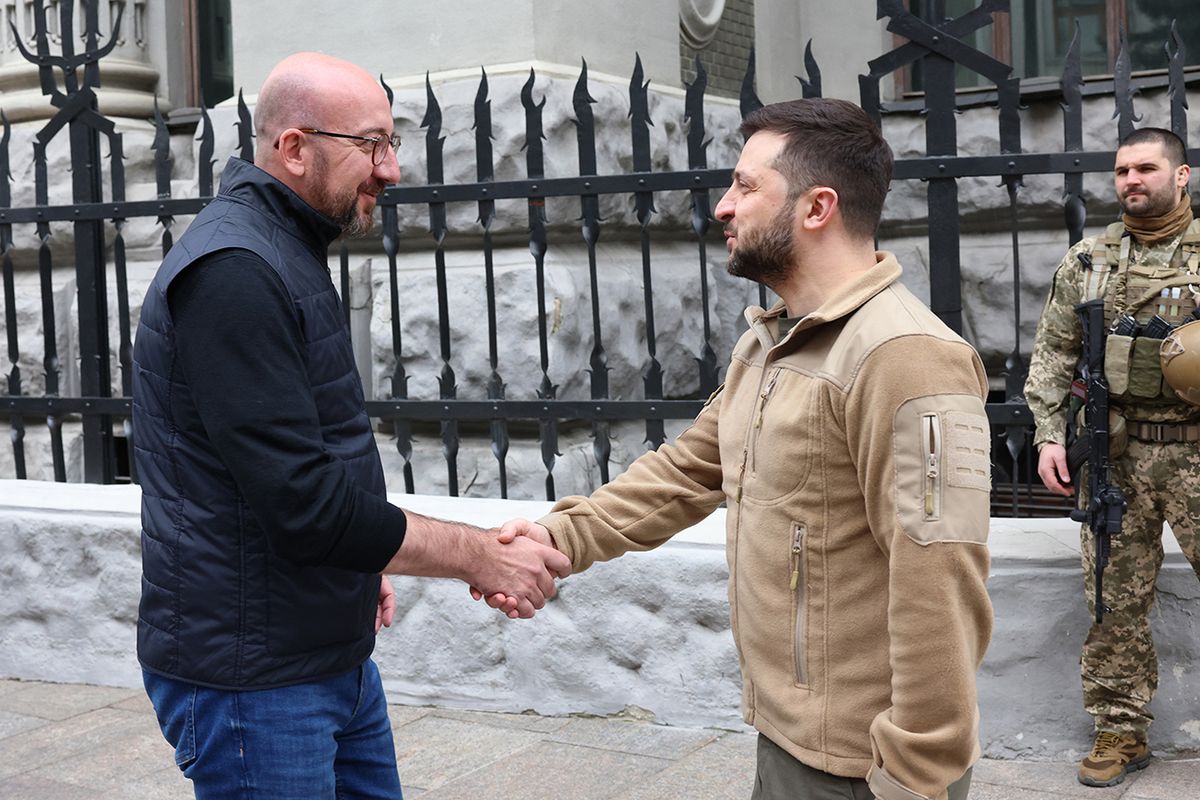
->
[2,0,1197,516]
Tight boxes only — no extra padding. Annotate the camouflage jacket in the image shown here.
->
[1025,227,1200,448]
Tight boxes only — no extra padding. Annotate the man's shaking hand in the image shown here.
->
[470,518,559,617]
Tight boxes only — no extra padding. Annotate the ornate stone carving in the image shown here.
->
[679,0,725,50]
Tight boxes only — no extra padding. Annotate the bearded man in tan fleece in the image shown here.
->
[482,98,993,800]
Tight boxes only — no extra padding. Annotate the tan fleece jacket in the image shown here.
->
[541,253,993,800]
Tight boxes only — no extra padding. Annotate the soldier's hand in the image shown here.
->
[1037,443,1075,497]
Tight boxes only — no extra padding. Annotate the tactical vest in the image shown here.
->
[1079,219,1200,404]
[132,157,384,689]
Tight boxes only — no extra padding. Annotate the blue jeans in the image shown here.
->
[143,659,402,799]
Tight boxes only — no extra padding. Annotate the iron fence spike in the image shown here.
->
[0,111,9,206]
[739,47,763,120]
[684,57,708,170]
[521,68,547,172]
[630,53,654,222]
[236,89,255,162]
[380,73,394,107]
[152,97,172,200]
[474,66,494,185]
[1112,24,1140,140]
[1167,20,1188,145]
[197,106,215,197]
[799,39,822,98]
[421,72,442,132]
[14,0,62,101]
[574,58,597,105]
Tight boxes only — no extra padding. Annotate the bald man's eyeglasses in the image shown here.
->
[293,128,402,165]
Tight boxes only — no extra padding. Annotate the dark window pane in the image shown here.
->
[910,0,999,91]
[1011,0,1107,81]
[198,0,234,108]
[1128,1,1199,72]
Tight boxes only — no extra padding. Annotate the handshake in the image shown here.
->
[466,519,566,619]
[383,512,570,624]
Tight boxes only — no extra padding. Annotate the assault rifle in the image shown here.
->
[1068,299,1127,624]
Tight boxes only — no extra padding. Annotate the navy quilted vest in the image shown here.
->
[132,157,383,689]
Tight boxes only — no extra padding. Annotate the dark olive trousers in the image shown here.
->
[750,734,972,800]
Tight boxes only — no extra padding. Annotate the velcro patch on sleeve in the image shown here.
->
[944,410,990,492]
[893,394,991,546]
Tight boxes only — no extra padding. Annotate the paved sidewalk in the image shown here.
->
[0,680,1195,799]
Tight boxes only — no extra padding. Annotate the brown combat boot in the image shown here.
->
[1077,731,1151,787]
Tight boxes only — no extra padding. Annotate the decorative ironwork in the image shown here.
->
[1,0,1193,517]
[522,68,559,500]
[573,59,612,484]
[1113,26,1140,143]
[684,56,720,397]
[630,54,665,452]
[1167,22,1187,147]
[473,67,510,497]
[1062,22,1086,247]
[0,110,21,478]
[421,73,460,495]
[798,40,821,99]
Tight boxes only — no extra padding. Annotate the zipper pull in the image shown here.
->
[755,371,779,429]
[789,526,804,591]
[925,416,938,516]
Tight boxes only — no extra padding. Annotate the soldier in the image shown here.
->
[1025,127,1200,787]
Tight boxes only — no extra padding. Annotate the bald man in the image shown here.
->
[132,53,569,799]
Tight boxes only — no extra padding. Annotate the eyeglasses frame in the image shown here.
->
[290,127,402,165]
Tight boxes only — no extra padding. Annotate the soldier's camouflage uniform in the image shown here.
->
[1025,228,1200,741]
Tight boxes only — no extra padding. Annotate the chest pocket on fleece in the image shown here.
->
[743,368,814,502]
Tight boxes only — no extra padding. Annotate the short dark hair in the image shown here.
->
[740,98,893,241]
[1119,127,1187,169]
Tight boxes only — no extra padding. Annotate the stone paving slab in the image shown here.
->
[426,706,574,734]
[0,680,1196,800]
[545,715,721,760]
[0,707,138,781]
[1123,758,1200,800]
[387,703,434,729]
[972,758,1139,797]
[0,774,99,800]
[614,730,757,800]
[392,714,547,791]
[0,681,138,721]
[97,766,192,800]
[414,740,671,800]
[23,710,177,790]
[0,710,47,742]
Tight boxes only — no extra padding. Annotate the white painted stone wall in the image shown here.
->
[1,480,1196,759]
[230,1,681,99]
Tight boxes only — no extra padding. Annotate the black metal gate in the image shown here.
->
[2,0,1196,515]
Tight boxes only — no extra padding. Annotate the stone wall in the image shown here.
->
[1,480,1197,760]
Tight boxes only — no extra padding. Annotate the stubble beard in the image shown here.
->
[1120,182,1181,218]
[312,154,379,237]
[726,205,796,286]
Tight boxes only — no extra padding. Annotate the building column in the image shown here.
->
[0,0,165,122]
